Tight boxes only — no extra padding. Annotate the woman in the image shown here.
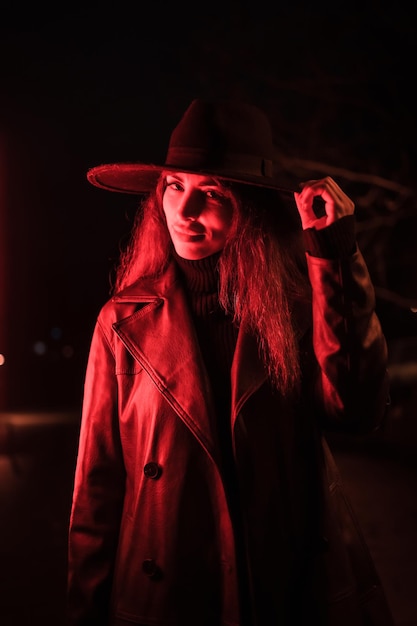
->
[67,99,393,625]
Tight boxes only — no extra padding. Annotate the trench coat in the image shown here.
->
[67,245,394,626]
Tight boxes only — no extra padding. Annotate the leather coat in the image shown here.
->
[68,247,393,626]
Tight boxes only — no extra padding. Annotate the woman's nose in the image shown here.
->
[176,191,202,220]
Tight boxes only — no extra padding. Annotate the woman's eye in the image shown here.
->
[166,181,183,191]
[206,189,222,200]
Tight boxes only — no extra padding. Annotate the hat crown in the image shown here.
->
[167,98,274,159]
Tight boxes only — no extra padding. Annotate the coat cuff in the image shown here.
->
[303,214,357,259]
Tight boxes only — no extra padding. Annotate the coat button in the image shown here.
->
[143,462,162,479]
[142,558,162,580]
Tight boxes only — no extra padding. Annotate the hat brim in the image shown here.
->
[86,163,295,196]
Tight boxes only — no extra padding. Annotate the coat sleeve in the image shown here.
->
[304,218,390,434]
[67,315,126,625]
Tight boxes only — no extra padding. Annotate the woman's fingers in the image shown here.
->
[294,177,355,230]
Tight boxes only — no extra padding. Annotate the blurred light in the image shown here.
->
[50,327,62,340]
[33,341,47,356]
[62,345,74,359]
[0,354,5,366]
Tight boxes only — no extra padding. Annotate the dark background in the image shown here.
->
[0,3,416,625]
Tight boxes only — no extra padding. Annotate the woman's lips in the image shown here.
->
[173,224,205,239]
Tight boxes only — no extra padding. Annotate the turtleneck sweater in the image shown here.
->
[173,251,239,417]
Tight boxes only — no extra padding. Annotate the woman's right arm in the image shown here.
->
[67,319,126,625]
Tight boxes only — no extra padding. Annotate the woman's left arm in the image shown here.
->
[295,177,390,433]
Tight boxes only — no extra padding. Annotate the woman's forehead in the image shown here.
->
[164,171,222,186]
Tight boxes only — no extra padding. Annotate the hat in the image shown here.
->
[87,98,294,195]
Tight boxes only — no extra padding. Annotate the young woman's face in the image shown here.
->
[162,172,234,260]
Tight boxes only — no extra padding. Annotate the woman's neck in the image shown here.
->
[173,251,221,294]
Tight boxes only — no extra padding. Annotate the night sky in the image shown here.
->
[0,2,416,410]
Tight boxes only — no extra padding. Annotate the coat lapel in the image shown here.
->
[230,295,312,430]
[231,323,268,429]
[112,269,220,465]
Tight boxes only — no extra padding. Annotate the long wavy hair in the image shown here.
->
[113,174,311,395]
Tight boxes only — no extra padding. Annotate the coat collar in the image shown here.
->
[110,262,268,461]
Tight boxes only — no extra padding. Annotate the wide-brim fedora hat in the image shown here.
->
[87,98,295,195]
